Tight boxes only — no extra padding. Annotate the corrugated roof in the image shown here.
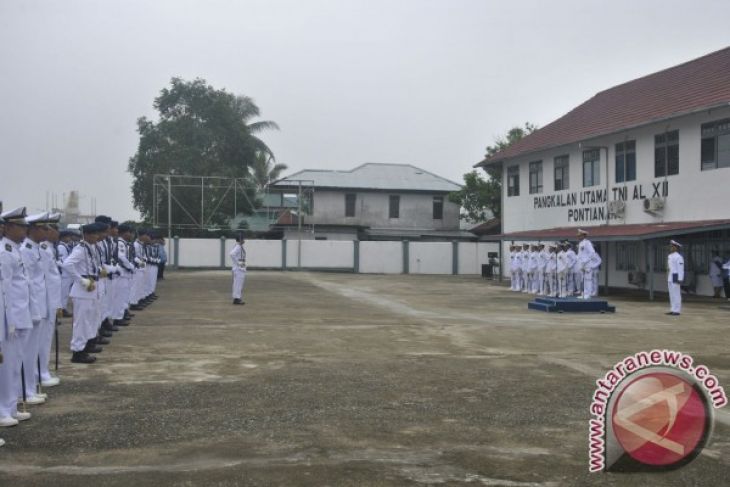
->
[493,220,730,242]
[478,46,730,166]
[272,163,461,192]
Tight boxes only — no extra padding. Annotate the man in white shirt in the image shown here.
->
[230,235,247,305]
[666,240,685,316]
[577,229,601,299]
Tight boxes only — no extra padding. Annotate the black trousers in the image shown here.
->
[158,263,166,280]
[724,277,730,299]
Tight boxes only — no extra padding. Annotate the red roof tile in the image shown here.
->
[478,47,730,166]
[494,220,730,241]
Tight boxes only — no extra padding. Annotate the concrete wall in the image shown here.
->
[309,190,460,231]
[501,106,730,233]
[173,238,499,275]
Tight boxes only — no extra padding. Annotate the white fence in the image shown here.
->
[169,238,500,275]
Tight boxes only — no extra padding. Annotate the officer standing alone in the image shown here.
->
[666,240,684,316]
[230,235,246,305]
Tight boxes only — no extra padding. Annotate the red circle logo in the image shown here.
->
[611,372,710,467]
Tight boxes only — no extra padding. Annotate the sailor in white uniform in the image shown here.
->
[57,230,74,317]
[230,235,247,305]
[666,240,685,316]
[520,244,530,292]
[545,244,558,297]
[563,242,578,296]
[19,213,51,405]
[63,223,104,363]
[39,213,63,387]
[537,244,549,295]
[509,246,518,291]
[577,229,601,299]
[0,207,34,426]
[513,246,523,292]
[556,243,568,298]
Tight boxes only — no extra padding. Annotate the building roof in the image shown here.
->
[492,220,730,242]
[272,163,461,192]
[469,218,501,237]
[478,46,730,167]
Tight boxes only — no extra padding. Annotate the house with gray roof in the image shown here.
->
[270,163,473,241]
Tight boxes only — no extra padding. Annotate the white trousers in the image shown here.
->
[61,277,73,311]
[592,269,600,296]
[38,316,55,382]
[668,281,682,313]
[0,333,22,418]
[132,268,146,303]
[21,321,42,398]
[545,272,557,297]
[573,271,583,295]
[232,268,246,299]
[582,270,594,299]
[71,298,99,352]
[114,277,132,319]
[558,272,568,298]
[510,271,517,290]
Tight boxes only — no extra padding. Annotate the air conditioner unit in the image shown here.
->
[608,200,626,217]
[643,197,665,212]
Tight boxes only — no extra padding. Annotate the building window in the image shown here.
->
[615,140,636,183]
[554,155,569,191]
[616,243,638,271]
[345,193,356,217]
[582,149,600,187]
[507,165,520,197]
[655,130,679,177]
[701,119,730,171]
[432,196,443,220]
[529,160,543,194]
[654,245,669,273]
[389,195,400,219]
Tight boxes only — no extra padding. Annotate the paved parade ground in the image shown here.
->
[0,271,728,486]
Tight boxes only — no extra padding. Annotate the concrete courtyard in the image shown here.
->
[0,271,728,486]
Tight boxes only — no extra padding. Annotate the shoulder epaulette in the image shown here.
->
[4,244,11,252]
[25,243,32,249]
[41,243,47,249]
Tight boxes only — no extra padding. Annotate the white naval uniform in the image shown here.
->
[0,237,34,419]
[556,249,568,298]
[509,251,518,291]
[527,251,539,294]
[63,241,100,352]
[537,249,549,295]
[20,238,49,399]
[39,241,62,382]
[113,238,134,320]
[564,248,577,295]
[545,251,558,297]
[132,240,147,305]
[668,251,685,314]
[578,238,600,299]
[230,243,246,300]
[513,251,523,292]
[520,249,530,292]
[57,241,73,312]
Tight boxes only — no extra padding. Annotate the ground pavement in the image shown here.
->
[0,271,728,486]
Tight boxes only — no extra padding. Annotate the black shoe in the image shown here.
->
[233,298,242,305]
[62,310,73,318]
[99,328,113,337]
[83,343,103,354]
[71,351,96,364]
[102,322,120,332]
[124,312,135,319]
[130,305,143,311]
[114,320,130,327]
[96,336,111,345]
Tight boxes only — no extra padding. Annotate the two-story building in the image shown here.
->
[477,46,730,297]
[271,163,473,241]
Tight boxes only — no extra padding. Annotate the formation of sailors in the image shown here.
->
[508,229,602,300]
[0,207,165,447]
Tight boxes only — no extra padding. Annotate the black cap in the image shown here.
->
[95,215,112,224]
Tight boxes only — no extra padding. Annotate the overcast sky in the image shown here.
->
[1,0,729,221]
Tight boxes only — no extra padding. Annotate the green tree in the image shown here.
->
[449,122,537,221]
[250,151,288,192]
[128,77,279,226]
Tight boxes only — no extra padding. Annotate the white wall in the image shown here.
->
[177,238,221,267]
[359,241,403,274]
[501,106,730,234]
[174,239,501,275]
[409,242,453,274]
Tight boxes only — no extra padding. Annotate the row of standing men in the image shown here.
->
[508,229,603,299]
[0,207,164,448]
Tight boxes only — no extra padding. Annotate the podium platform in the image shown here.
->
[528,296,616,313]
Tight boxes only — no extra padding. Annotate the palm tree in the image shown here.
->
[250,151,288,192]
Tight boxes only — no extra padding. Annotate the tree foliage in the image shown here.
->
[449,123,537,221]
[250,151,288,193]
[128,77,279,227]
